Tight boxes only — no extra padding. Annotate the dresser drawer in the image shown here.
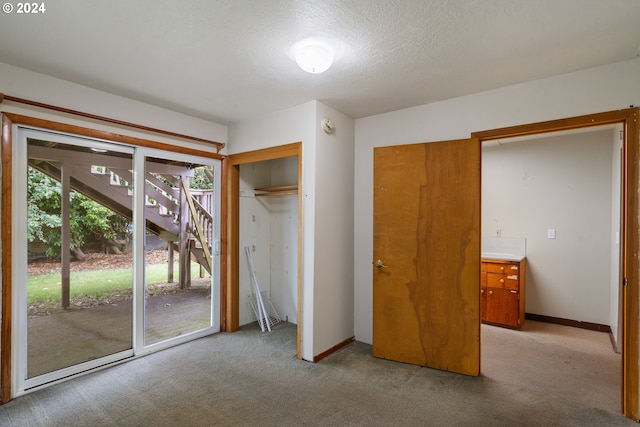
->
[486,272,519,290]
[482,261,520,274]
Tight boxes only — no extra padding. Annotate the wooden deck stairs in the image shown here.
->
[27,144,213,289]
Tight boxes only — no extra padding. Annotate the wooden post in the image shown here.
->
[61,162,70,309]
[178,178,190,289]
[167,242,174,283]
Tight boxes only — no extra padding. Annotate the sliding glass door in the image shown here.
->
[138,152,220,348]
[13,128,221,395]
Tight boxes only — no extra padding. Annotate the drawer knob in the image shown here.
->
[500,267,504,271]
[500,279,505,283]
[489,290,493,295]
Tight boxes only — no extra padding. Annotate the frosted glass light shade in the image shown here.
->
[291,39,335,74]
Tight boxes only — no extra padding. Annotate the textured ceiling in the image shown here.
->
[0,0,639,124]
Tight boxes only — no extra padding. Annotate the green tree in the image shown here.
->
[28,167,130,259]
[190,166,213,189]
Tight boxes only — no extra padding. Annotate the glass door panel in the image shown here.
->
[143,156,215,346]
[14,127,221,396]
[24,135,134,381]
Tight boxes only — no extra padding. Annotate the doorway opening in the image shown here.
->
[473,108,639,418]
[480,124,623,413]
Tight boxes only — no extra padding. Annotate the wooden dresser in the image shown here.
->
[481,258,526,329]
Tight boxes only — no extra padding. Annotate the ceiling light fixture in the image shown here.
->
[290,37,335,74]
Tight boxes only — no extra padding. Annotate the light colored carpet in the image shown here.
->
[481,320,621,414]
[0,321,635,426]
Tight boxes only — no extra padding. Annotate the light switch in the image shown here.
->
[547,229,556,239]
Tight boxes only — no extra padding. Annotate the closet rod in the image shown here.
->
[0,93,225,152]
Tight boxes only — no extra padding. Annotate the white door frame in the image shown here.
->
[11,126,222,396]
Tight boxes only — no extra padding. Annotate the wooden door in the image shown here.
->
[372,139,480,376]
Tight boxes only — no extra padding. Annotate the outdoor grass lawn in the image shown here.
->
[27,262,205,304]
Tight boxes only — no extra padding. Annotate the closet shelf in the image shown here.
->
[254,185,298,197]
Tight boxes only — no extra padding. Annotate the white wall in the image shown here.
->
[482,130,614,325]
[0,62,227,150]
[229,101,355,361]
[312,103,355,356]
[354,57,640,344]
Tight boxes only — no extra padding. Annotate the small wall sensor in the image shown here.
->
[322,118,335,134]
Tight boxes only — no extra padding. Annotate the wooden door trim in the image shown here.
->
[0,113,225,404]
[229,142,300,165]
[1,113,225,160]
[472,109,633,141]
[226,142,303,359]
[0,94,225,151]
[1,114,13,403]
[473,107,639,420]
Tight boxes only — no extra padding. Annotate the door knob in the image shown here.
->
[374,259,388,268]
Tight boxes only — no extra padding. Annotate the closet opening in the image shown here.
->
[227,143,302,359]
